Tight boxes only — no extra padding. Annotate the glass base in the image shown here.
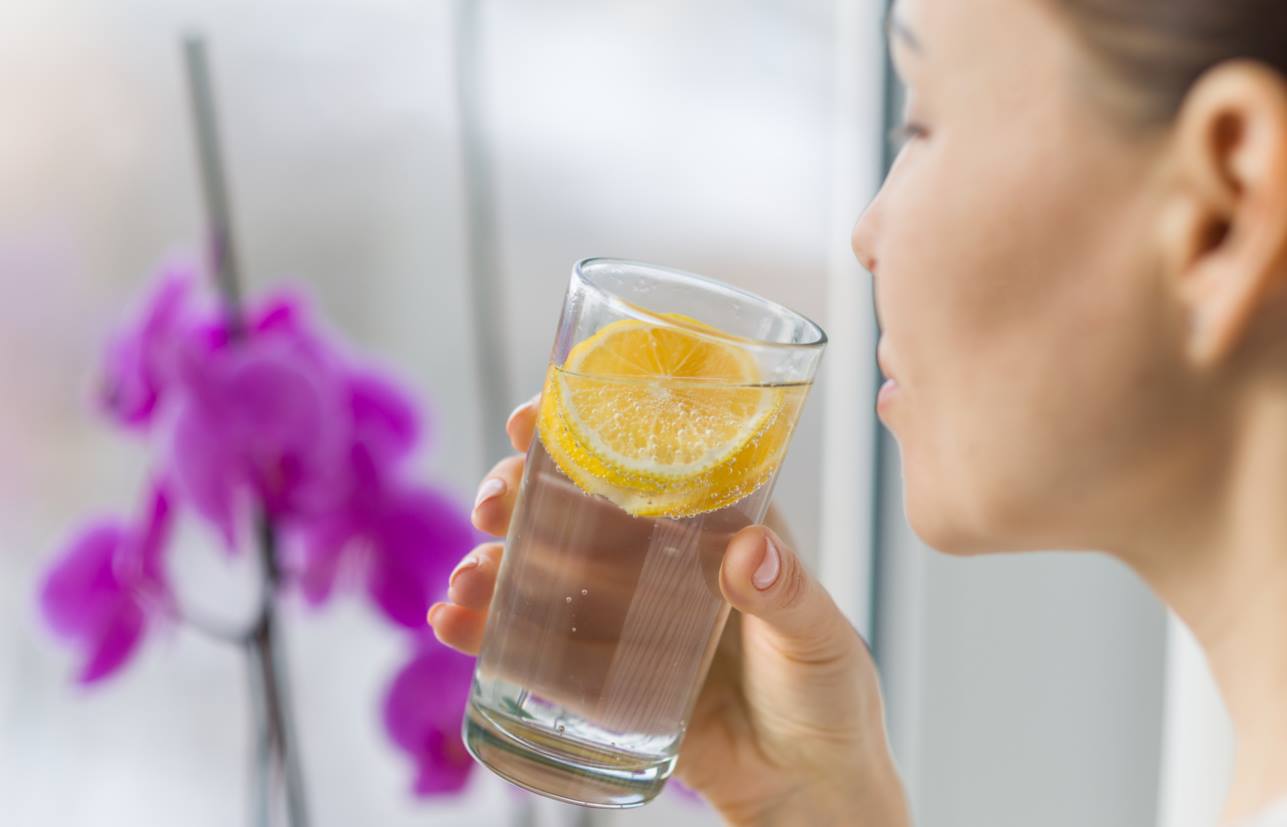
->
[463,699,674,809]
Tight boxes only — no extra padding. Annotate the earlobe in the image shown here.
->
[1162,62,1287,369]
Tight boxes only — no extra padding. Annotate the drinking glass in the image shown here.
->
[464,258,826,808]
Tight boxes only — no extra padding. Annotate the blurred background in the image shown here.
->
[0,1,1231,826]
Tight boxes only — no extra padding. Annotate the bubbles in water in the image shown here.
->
[580,588,589,596]
[565,595,573,604]
[571,626,577,633]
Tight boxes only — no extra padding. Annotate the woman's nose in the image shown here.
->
[851,199,881,275]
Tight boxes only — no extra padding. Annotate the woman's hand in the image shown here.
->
[430,398,911,827]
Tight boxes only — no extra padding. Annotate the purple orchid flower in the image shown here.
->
[164,290,354,546]
[45,265,479,800]
[290,419,476,628]
[363,485,476,629]
[286,363,475,626]
[346,367,422,464]
[99,265,196,428]
[39,483,173,683]
[169,332,350,546]
[383,641,476,796]
[288,481,474,629]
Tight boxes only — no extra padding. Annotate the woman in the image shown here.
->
[430,0,1287,824]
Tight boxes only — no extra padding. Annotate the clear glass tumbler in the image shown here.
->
[463,258,826,808]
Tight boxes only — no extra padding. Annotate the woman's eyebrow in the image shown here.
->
[885,12,924,55]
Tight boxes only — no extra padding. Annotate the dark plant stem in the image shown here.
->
[246,517,310,827]
[183,35,245,337]
[183,34,309,827]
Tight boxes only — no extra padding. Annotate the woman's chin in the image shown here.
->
[904,485,1071,557]
[903,485,1023,557]
[910,522,1000,557]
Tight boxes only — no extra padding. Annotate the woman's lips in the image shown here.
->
[877,377,900,411]
[876,341,901,411]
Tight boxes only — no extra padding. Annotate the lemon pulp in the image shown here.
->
[537,315,797,518]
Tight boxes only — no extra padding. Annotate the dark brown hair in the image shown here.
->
[1052,0,1287,123]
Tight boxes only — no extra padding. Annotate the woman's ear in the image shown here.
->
[1159,61,1287,369]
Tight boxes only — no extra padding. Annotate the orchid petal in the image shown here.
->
[367,488,476,629]
[39,522,128,639]
[171,400,241,549]
[382,643,476,797]
[348,368,421,461]
[78,602,146,684]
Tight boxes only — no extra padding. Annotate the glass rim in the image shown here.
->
[572,257,828,352]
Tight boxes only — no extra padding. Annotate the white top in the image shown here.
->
[1243,800,1287,827]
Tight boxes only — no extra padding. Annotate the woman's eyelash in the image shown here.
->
[888,122,929,148]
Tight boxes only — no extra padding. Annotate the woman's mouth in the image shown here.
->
[877,377,900,411]
[876,342,901,412]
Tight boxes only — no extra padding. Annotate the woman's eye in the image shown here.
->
[888,122,930,151]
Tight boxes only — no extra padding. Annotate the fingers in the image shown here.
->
[446,542,503,611]
[506,395,539,453]
[428,543,504,655]
[471,455,525,537]
[719,525,861,666]
[441,393,535,652]
[427,602,487,654]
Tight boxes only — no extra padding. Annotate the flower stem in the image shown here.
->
[183,35,246,337]
[182,35,308,827]
[247,516,310,827]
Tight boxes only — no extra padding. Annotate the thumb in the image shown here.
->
[719,525,862,665]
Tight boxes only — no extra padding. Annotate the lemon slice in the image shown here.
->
[537,315,794,518]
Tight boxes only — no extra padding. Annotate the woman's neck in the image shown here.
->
[1134,389,1287,825]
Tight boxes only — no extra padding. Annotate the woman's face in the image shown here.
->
[854,0,1207,555]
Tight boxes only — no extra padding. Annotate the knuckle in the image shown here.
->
[498,454,525,480]
[476,542,504,567]
[775,552,810,611]
[487,454,523,479]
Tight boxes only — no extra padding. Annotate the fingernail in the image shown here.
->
[449,556,479,588]
[752,534,781,591]
[506,396,539,429]
[474,478,506,510]
[426,602,446,627]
